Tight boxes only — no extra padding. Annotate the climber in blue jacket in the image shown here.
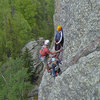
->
[54,25,64,51]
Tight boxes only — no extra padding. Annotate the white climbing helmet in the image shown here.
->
[44,40,50,45]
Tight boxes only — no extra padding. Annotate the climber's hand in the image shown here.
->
[56,42,59,45]
[60,47,64,52]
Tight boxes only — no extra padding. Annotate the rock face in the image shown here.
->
[38,0,100,100]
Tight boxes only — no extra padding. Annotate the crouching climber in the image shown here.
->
[39,40,63,72]
[49,57,62,78]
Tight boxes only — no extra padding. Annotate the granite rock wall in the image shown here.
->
[38,0,100,100]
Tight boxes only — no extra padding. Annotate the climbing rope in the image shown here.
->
[62,37,100,72]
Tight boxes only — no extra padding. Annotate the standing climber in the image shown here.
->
[54,25,64,51]
[39,40,63,72]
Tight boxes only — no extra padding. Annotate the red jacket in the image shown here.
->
[40,45,50,56]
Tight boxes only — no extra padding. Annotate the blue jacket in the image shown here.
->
[55,29,63,43]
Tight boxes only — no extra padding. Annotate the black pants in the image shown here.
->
[55,37,64,51]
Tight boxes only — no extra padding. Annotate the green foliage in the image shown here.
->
[0,0,33,61]
[0,0,54,62]
[0,58,33,100]
[22,48,34,77]
[22,48,38,83]
[22,48,33,69]
[35,0,54,39]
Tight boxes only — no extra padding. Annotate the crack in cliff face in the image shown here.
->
[81,46,100,56]
[62,38,100,70]
[61,46,100,72]
[88,0,93,11]
[55,0,61,13]
[70,46,100,65]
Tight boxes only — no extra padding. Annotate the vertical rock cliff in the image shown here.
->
[38,0,100,100]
